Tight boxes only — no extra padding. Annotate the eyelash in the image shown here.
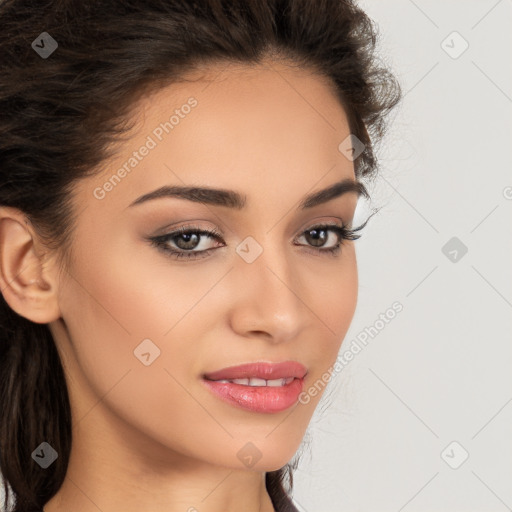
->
[148,222,365,261]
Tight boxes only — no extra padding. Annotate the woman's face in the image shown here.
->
[50,60,361,472]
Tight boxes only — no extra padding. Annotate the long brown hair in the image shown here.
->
[0,1,401,510]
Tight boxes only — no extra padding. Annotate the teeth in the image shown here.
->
[231,378,249,385]
[249,377,267,386]
[266,378,286,387]
[215,377,295,386]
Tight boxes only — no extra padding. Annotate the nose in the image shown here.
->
[227,240,314,344]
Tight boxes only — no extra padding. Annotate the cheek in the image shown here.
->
[56,240,179,403]
[57,244,220,456]
[303,245,359,365]
[294,250,358,418]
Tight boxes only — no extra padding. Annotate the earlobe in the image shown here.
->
[0,206,61,324]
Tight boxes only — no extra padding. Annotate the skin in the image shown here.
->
[0,59,360,512]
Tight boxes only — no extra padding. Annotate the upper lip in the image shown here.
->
[203,361,308,381]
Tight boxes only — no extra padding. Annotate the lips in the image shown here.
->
[202,361,308,382]
[202,361,307,413]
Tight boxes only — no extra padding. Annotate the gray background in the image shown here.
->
[292,0,512,511]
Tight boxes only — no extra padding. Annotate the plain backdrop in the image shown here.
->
[1,1,511,512]
[291,1,512,511]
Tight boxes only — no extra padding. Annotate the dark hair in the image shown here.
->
[0,1,401,511]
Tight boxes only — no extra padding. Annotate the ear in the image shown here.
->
[0,206,61,324]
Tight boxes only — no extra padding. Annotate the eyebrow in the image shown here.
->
[127,177,369,210]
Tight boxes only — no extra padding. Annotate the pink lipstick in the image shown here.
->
[202,361,307,413]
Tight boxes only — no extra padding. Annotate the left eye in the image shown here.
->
[148,222,363,260]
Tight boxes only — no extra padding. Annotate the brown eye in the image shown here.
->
[149,225,224,260]
[172,231,202,250]
[302,227,332,248]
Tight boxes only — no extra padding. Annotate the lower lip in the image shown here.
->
[202,377,304,413]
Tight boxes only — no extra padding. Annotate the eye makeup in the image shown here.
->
[146,220,366,261]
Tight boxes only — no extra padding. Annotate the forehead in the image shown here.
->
[83,60,355,213]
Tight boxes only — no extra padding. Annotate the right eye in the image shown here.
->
[148,225,224,260]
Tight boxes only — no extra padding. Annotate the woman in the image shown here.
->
[0,1,401,511]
